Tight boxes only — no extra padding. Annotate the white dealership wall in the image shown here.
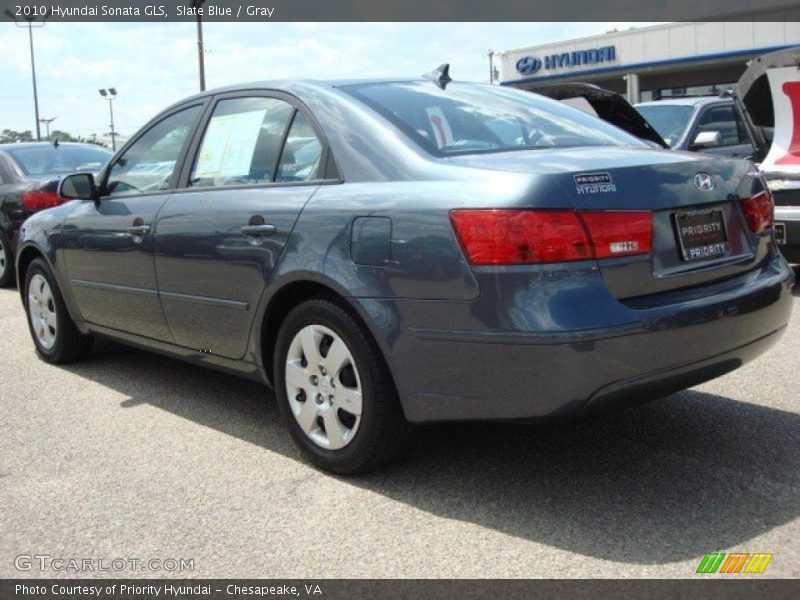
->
[499,16,800,102]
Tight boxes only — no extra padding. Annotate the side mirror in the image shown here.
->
[692,130,721,149]
[58,173,96,200]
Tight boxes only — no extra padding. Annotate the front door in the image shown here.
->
[692,103,754,158]
[61,104,203,340]
[154,94,330,359]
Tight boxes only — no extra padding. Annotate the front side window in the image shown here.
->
[342,81,644,156]
[190,97,295,188]
[697,105,748,146]
[106,106,201,197]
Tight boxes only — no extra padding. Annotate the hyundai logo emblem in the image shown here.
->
[693,172,716,192]
[516,56,542,75]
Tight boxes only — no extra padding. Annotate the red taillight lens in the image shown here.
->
[450,210,592,265]
[22,190,66,211]
[450,209,652,265]
[740,190,773,234]
[580,211,652,259]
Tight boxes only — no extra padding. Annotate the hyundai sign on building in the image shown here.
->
[499,10,800,102]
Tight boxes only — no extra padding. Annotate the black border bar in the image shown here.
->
[3,579,800,600]
[0,0,799,22]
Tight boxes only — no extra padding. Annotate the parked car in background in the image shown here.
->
[15,75,793,473]
[635,96,755,159]
[735,46,800,264]
[0,142,112,286]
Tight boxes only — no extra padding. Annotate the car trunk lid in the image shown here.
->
[446,146,766,299]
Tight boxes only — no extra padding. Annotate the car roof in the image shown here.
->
[176,78,425,100]
[157,78,481,114]
[635,96,734,108]
[0,142,110,150]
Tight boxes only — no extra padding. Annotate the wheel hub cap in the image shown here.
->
[27,273,57,350]
[285,324,362,450]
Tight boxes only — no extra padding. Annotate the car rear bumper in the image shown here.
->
[360,251,794,423]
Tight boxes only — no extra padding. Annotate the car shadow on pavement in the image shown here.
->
[63,340,800,565]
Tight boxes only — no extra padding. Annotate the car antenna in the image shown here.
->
[423,63,451,89]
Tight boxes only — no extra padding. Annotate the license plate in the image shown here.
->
[775,222,787,245]
[674,209,730,261]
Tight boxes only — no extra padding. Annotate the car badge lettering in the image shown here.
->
[574,172,616,194]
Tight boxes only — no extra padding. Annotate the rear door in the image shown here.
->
[153,92,332,359]
[61,104,203,340]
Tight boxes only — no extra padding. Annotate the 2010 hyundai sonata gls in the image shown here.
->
[16,77,794,473]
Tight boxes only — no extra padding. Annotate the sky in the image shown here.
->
[0,22,660,138]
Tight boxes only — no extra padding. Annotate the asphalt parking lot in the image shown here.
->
[1,274,799,579]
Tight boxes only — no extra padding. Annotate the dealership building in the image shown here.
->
[499,14,800,103]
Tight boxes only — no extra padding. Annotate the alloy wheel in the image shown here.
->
[285,324,363,450]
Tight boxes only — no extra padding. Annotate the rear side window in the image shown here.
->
[189,97,295,188]
[106,106,201,197]
[276,112,324,183]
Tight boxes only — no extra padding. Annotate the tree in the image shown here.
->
[0,129,35,143]
[49,130,78,142]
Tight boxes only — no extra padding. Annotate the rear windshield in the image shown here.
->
[5,145,112,177]
[635,105,695,148]
[342,81,644,156]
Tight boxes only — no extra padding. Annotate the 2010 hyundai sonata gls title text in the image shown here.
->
[16,76,794,473]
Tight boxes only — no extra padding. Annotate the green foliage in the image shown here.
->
[0,129,35,143]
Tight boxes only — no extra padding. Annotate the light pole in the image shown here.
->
[5,8,49,141]
[39,116,57,140]
[487,50,495,84]
[191,0,207,91]
[98,88,118,150]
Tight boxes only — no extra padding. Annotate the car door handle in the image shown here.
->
[126,225,151,236]
[240,224,276,236]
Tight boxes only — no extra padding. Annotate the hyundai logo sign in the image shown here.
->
[516,45,617,76]
[515,56,542,75]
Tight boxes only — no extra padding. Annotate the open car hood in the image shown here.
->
[735,45,800,176]
[532,82,669,149]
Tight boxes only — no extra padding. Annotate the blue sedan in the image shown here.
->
[16,73,794,473]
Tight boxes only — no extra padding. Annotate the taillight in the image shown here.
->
[580,211,652,259]
[450,210,592,265]
[739,190,773,235]
[450,209,652,266]
[22,190,66,211]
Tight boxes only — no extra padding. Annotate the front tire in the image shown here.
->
[274,298,409,474]
[24,258,92,363]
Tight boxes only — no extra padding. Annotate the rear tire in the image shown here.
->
[24,258,92,363]
[0,230,14,288]
[274,298,410,474]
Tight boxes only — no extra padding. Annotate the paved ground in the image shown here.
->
[1,274,799,579]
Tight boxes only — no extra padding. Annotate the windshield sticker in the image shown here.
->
[574,172,616,194]
[426,107,453,149]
